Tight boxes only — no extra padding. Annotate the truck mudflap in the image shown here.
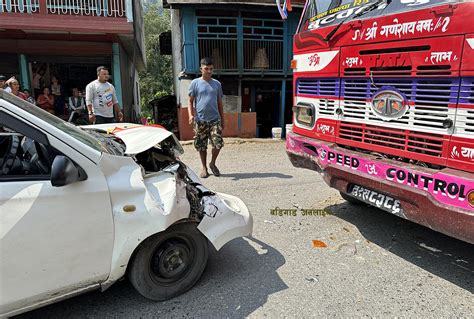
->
[286,131,474,244]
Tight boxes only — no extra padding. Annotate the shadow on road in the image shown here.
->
[221,172,293,181]
[16,237,287,318]
[325,201,473,293]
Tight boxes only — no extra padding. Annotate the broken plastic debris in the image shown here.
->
[264,220,275,224]
[418,242,442,253]
[305,277,319,283]
[312,240,328,248]
[235,305,241,310]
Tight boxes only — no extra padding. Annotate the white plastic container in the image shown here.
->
[285,124,293,134]
[271,127,282,140]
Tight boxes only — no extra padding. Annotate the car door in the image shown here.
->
[0,110,114,315]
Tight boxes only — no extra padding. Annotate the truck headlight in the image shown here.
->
[293,103,315,128]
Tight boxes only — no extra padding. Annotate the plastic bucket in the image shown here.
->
[272,127,282,139]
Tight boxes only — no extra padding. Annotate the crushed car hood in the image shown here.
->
[82,123,184,155]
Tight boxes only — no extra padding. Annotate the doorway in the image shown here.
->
[29,56,111,99]
[248,82,281,138]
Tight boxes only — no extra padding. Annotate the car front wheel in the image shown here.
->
[128,222,209,301]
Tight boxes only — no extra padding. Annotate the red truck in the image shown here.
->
[286,0,474,244]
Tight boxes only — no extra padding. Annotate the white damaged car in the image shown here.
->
[0,90,253,317]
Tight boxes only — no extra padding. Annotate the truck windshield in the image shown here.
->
[300,0,460,32]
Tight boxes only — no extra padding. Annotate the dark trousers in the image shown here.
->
[95,115,116,124]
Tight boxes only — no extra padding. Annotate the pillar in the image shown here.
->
[111,43,123,108]
[19,54,31,91]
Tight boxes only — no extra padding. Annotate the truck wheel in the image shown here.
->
[340,191,364,205]
[128,222,209,301]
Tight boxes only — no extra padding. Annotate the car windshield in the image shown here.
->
[1,91,112,154]
[299,0,461,32]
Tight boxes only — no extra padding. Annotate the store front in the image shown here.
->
[29,56,111,99]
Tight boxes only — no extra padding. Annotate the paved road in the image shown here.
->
[18,141,473,318]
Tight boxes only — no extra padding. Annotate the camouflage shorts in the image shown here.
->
[193,120,224,151]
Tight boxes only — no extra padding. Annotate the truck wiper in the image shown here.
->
[324,0,390,42]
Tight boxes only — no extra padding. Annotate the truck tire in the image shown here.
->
[340,191,364,205]
[128,222,209,301]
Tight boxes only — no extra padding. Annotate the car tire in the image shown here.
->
[128,222,209,301]
[340,191,364,205]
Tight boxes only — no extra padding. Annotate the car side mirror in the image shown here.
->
[51,155,84,187]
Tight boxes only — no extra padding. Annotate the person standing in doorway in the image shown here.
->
[32,67,45,98]
[51,76,65,115]
[67,87,86,123]
[188,57,225,178]
[85,66,123,124]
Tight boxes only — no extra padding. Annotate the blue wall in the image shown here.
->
[180,7,300,76]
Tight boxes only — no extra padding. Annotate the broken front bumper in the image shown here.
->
[286,131,474,244]
[185,167,253,250]
[198,192,253,250]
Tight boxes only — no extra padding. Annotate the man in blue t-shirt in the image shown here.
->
[188,57,225,178]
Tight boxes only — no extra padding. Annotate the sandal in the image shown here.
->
[209,164,221,177]
[200,170,209,178]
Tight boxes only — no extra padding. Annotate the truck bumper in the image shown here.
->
[286,131,474,244]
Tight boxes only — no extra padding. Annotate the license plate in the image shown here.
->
[349,185,404,217]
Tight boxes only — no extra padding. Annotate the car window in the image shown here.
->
[0,125,59,181]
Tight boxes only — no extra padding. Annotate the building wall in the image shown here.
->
[169,5,301,140]
[171,8,184,107]
[0,0,145,121]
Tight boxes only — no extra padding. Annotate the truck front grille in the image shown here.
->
[458,77,474,134]
[297,78,340,97]
[338,122,446,164]
[341,78,458,132]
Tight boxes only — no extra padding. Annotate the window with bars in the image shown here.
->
[197,16,239,71]
[196,13,285,73]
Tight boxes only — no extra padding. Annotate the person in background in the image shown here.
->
[32,67,45,97]
[67,87,86,123]
[23,89,36,105]
[3,76,15,93]
[36,87,55,114]
[85,66,123,124]
[51,76,64,115]
[188,57,225,178]
[7,78,26,100]
[0,75,7,90]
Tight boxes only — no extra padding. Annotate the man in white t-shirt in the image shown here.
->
[85,66,123,124]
